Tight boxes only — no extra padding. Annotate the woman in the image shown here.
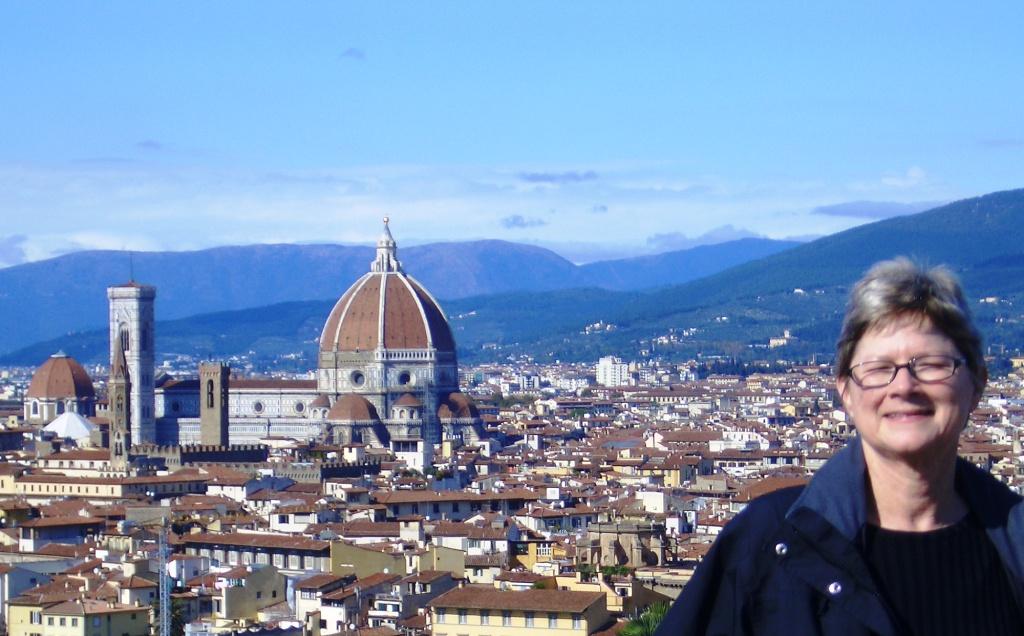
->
[655,259,1024,635]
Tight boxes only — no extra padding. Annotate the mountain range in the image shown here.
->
[6,188,1024,368]
[0,236,796,357]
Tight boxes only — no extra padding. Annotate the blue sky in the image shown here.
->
[2,1,1022,265]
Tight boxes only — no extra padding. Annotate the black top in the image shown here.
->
[864,513,1024,635]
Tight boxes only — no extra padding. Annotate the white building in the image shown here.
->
[595,356,629,387]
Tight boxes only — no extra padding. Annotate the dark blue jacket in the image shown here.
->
[655,437,1024,635]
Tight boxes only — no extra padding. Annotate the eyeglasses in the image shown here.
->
[847,355,964,389]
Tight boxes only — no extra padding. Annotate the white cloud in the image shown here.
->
[0,160,964,266]
[500,214,547,229]
[645,225,763,252]
[812,200,944,219]
[881,166,927,189]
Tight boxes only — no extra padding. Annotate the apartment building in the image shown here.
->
[430,588,610,636]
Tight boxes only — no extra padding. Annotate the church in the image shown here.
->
[151,219,485,470]
[28,220,483,474]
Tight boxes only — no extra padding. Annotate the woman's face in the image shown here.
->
[836,316,979,467]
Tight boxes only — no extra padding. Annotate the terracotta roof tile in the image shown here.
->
[181,532,329,552]
[27,354,95,400]
[296,573,348,590]
[21,516,105,528]
[430,587,604,613]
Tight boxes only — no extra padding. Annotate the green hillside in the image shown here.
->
[7,189,1024,367]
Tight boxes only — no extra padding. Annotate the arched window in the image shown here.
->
[207,380,215,409]
[120,328,130,352]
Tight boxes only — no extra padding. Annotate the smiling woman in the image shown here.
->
[838,316,980,504]
[656,258,1024,636]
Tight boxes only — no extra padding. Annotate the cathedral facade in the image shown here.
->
[148,220,482,468]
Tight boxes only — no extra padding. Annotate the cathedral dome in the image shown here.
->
[327,394,381,422]
[27,353,96,400]
[319,219,455,355]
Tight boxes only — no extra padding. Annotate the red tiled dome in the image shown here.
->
[393,393,422,408]
[319,221,455,355]
[327,395,380,422]
[27,353,96,400]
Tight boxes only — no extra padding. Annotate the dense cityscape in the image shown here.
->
[4,3,1023,633]
[0,223,1020,636]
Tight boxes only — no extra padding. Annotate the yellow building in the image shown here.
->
[8,597,149,636]
[509,539,567,570]
[555,573,672,617]
[0,464,26,495]
[636,456,699,487]
[429,588,609,636]
[211,564,287,624]
[13,472,209,503]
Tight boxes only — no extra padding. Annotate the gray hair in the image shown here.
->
[835,258,987,393]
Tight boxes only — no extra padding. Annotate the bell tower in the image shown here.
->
[108,283,156,444]
[109,342,131,472]
[199,362,230,446]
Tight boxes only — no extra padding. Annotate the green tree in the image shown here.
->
[150,595,186,636]
[600,565,631,577]
[621,602,670,636]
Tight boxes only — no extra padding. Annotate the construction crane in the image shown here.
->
[144,490,172,636]
[157,518,171,636]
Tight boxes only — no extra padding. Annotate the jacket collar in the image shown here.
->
[785,435,869,542]
[777,438,896,635]
[786,435,1024,587]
